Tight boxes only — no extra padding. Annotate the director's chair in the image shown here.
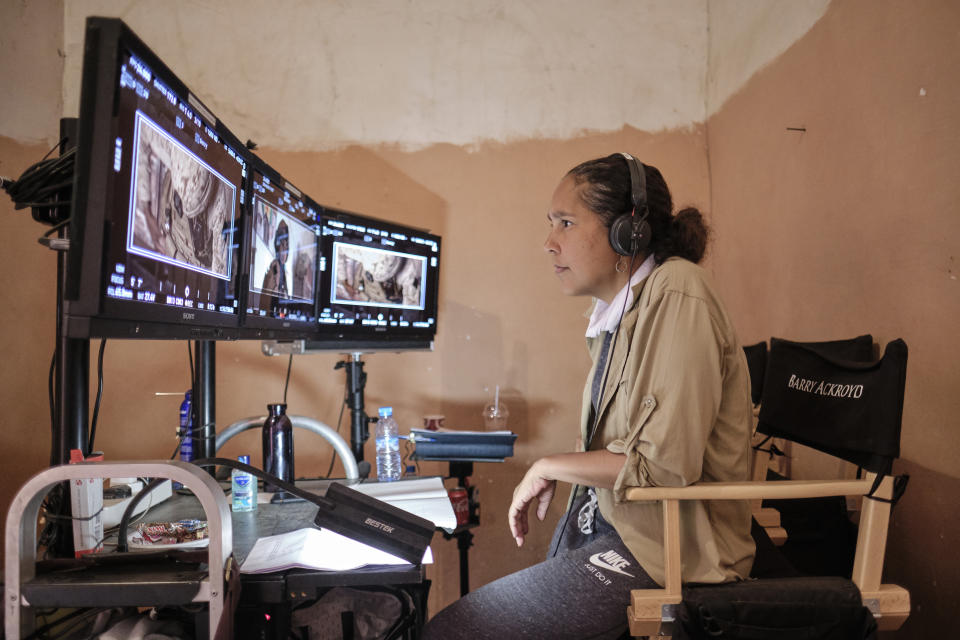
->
[626,337,910,638]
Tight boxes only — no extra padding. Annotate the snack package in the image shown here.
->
[132,519,209,547]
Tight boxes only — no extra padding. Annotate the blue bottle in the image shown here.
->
[375,407,402,482]
[174,390,193,489]
[231,455,257,512]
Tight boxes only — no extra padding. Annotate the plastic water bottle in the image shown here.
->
[375,407,402,482]
[231,455,257,512]
[174,390,193,490]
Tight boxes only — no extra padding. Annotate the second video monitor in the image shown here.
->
[242,159,321,337]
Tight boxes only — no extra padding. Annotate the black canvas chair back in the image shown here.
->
[797,334,875,362]
[757,336,907,481]
[750,335,875,476]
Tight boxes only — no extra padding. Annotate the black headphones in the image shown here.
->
[608,152,651,257]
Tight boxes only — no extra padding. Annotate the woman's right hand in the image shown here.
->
[508,460,557,548]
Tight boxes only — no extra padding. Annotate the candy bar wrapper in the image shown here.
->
[69,449,104,557]
[134,519,209,546]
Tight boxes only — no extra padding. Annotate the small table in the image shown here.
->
[152,483,431,639]
[19,480,430,640]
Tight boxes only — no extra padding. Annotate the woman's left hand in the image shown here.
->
[508,460,556,548]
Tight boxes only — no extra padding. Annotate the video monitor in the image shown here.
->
[312,208,441,351]
[241,160,321,337]
[65,17,247,339]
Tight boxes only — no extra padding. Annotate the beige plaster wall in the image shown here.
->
[706,0,960,636]
[706,0,831,116]
[61,0,711,150]
[0,0,63,143]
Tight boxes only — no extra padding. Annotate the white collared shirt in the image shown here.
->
[585,254,656,338]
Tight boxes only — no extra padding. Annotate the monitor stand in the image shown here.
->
[335,353,373,479]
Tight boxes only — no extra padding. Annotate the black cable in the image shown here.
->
[584,250,638,451]
[324,393,348,478]
[606,251,640,416]
[42,218,72,237]
[197,458,333,504]
[48,349,56,438]
[186,342,199,459]
[554,250,640,557]
[40,137,66,161]
[283,352,293,404]
[2,140,75,225]
[169,420,214,460]
[187,342,195,389]
[113,474,197,551]
[115,477,167,552]
[87,339,107,455]
[19,199,72,209]
[37,484,66,553]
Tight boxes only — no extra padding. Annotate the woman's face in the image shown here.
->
[544,175,623,302]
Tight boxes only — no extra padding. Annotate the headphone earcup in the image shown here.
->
[609,214,633,256]
[633,218,651,253]
[609,213,651,256]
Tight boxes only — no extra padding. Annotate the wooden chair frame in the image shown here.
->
[624,473,909,637]
[749,428,788,544]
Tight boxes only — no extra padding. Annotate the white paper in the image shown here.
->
[350,477,450,501]
[411,428,514,436]
[349,477,457,531]
[240,527,433,574]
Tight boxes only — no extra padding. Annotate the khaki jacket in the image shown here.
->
[581,258,755,585]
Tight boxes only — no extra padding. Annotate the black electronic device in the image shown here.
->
[64,17,249,339]
[315,482,435,565]
[240,157,321,338]
[608,152,651,257]
[311,207,441,351]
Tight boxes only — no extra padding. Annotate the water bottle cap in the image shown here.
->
[378,406,393,418]
[184,390,192,400]
[238,455,250,465]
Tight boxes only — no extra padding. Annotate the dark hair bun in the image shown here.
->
[664,207,709,264]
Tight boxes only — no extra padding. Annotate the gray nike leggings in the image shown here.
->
[422,493,657,640]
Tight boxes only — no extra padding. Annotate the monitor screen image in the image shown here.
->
[65,18,247,338]
[331,243,426,310]
[251,199,315,302]
[126,111,237,286]
[242,167,320,335]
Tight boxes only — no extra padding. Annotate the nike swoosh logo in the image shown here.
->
[588,553,635,577]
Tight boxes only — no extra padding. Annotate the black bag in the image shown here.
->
[675,577,878,640]
[757,337,907,476]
